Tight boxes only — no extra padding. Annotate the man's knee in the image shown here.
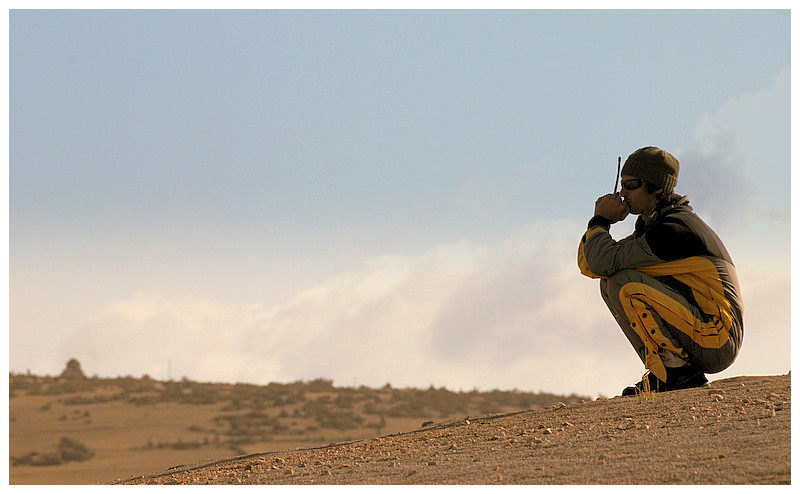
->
[689,335,741,374]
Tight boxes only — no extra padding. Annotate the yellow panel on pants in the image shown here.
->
[619,281,732,382]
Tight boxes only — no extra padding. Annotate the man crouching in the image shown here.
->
[578,146,744,396]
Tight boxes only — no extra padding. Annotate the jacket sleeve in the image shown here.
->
[578,222,663,278]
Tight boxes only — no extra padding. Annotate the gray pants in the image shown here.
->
[600,269,739,382]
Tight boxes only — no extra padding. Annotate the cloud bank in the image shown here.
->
[60,210,788,399]
[62,219,633,396]
[678,68,790,231]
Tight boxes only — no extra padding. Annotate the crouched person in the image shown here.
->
[577,146,744,396]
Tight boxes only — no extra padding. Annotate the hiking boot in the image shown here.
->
[622,365,708,396]
[621,372,661,396]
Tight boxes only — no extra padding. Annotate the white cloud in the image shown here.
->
[61,294,273,379]
[61,220,643,397]
[677,68,790,231]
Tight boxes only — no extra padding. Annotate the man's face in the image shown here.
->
[619,174,660,216]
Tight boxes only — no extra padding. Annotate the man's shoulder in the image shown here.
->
[657,196,700,224]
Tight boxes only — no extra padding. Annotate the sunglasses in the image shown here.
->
[620,178,646,191]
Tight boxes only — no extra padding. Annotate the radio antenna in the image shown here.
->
[614,156,621,194]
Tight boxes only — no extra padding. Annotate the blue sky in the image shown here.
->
[7,8,792,397]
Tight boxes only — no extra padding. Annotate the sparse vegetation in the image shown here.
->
[60,359,87,380]
[11,370,588,454]
[8,364,792,485]
[10,359,591,474]
[11,436,95,467]
[139,438,207,450]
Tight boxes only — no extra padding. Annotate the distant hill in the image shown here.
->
[9,361,589,485]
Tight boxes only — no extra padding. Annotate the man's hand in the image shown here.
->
[594,193,629,223]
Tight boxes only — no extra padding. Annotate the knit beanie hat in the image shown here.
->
[621,146,679,191]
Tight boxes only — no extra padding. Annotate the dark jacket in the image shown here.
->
[578,195,744,349]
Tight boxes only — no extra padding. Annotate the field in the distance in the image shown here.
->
[9,363,588,485]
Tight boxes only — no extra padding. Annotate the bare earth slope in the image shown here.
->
[117,373,790,485]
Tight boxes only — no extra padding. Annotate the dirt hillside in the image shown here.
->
[116,373,790,485]
[11,371,588,484]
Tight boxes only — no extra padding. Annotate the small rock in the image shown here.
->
[543,428,553,435]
